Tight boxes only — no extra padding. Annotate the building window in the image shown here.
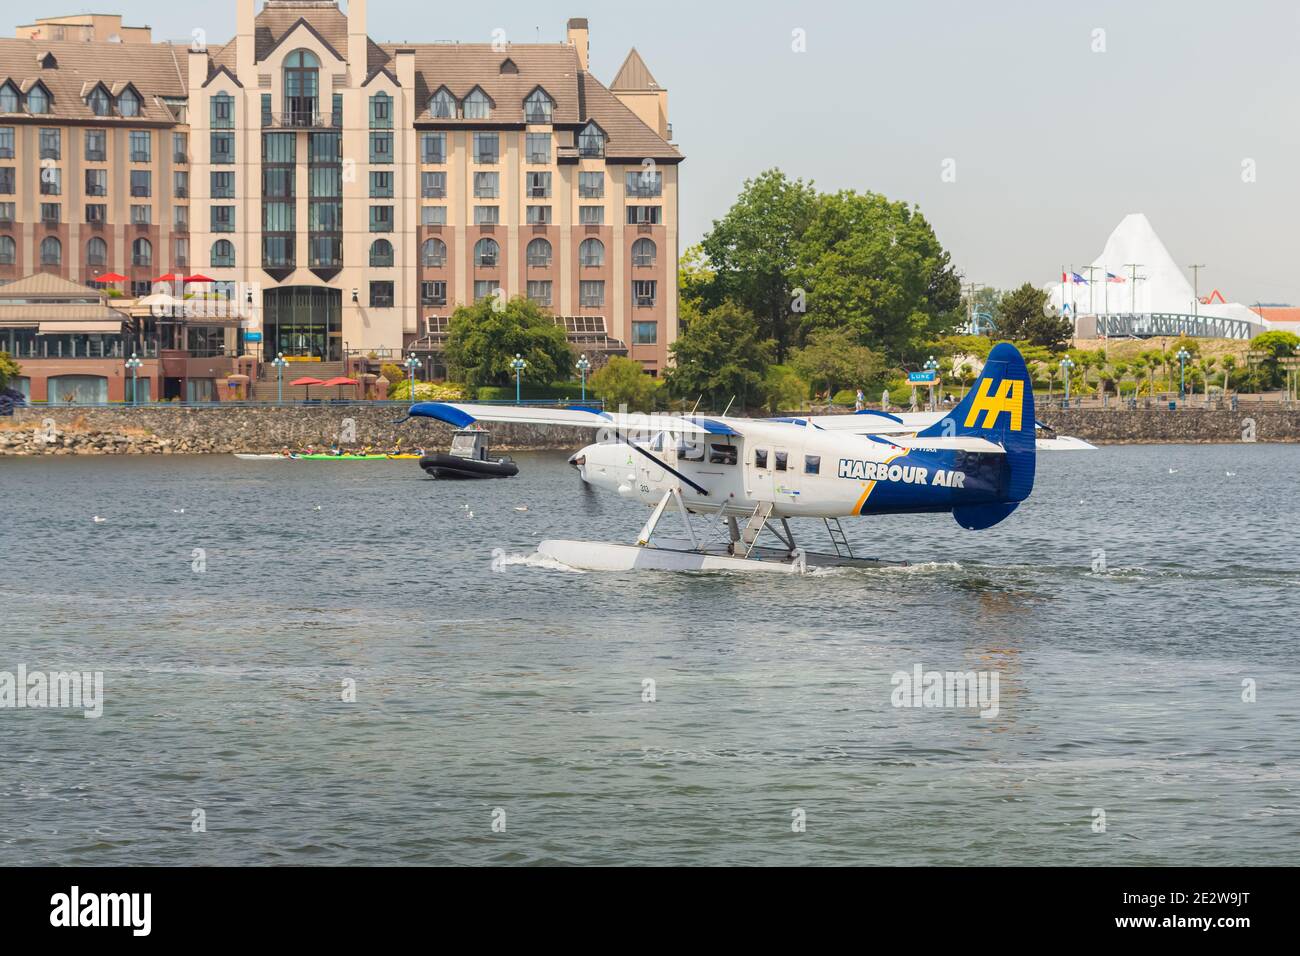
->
[526,132,550,164]
[632,237,657,267]
[332,93,343,128]
[131,280,151,298]
[261,93,272,127]
[421,171,446,198]
[131,205,151,225]
[118,88,141,117]
[473,171,499,199]
[370,239,394,267]
[527,205,552,225]
[84,204,105,224]
[578,122,605,157]
[211,172,234,198]
[369,171,393,198]
[27,85,50,115]
[369,92,392,129]
[211,206,235,232]
[578,171,604,198]
[174,170,189,198]
[463,88,491,119]
[474,280,499,303]
[263,131,295,164]
[578,238,604,267]
[211,132,234,164]
[527,171,551,198]
[132,237,153,267]
[578,206,604,225]
[174,207,189,231]
[369,131,393,164]
[524,88,554,124]
[474,206,499,226]
[211,239,235,267]
[263,201,294,233]
[0,167,12,194]
[526,238,552,267]
[369,205,394,232]
[0,127,13,159]
[428,89,455,119]
[421,281,447,306]
[421,237,447,267]
[211,92,234,128]
[626,169,663,198]
[527,280,552,306]
[0,85,18,114]
[310,131,341,163]
[473,132,499,164]
[421,206,447,226]
[84,129,106,162]
[39,128,61,160]
[129,131,151,163]
[627,205,662,225]
[0,203,14,223]
[261,235,293,269]
[88,87,110,116]
[0,234,16,264]
[421,131,446,163]
[474,238,499,268]
[632,321,658,345]
[40,203,60,224]
[40,236,61,266]
[130,170,151,198]
[633,280,658,307]
[283,49,320,125]
[86,237,108,266]
[369,281,394,307]
[579,280,605,307]
[173,133,188,163]
[40,168,61,196]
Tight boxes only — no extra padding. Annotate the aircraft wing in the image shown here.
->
[402,402,741,437]
[774,411,945,434]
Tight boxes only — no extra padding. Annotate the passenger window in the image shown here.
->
[677,438,704,462]
[805,455,821,475]
[709,443,737,465]
[774,450,788,472]
[754,449,768,469]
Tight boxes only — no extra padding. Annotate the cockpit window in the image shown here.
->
[677,437,704,462]
[754,449,768,469]
[709,443,737,465]
[774,450,788,472]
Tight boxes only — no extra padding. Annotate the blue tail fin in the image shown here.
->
[917,342,1036,526]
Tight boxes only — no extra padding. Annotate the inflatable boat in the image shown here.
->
[420,430,517,479]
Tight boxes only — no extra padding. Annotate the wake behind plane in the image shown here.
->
[402,343,1088,573]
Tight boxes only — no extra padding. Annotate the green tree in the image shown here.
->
[789,327,885,399]
[590,356,660,412]
[791,190,962,360]
[697,169,818,361]
[0,351,19,389]
[1248,330,1300,388]
[665,300,774,410]
[763,364,810,414]
[998,283,1073,351]
[444,296,572,389]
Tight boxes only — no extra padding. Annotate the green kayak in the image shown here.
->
[293,453,391,460]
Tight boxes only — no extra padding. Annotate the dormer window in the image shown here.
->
[524,88,553,124]
[0,83,18,113]
[88,87,111,116]
[463,88,490,120]
[429,88,455,119]
[118,88,140,117]
[499,58,518,75]
[27,84,50,115]
[578,122,605,158]
[38,52,57,70]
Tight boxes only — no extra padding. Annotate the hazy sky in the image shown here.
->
[10,1,1298,303]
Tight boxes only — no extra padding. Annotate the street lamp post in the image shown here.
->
[924,355,939,411]
[273,352,288,404]
[1059,356,1076,407]
[511,354,527,405]
[575,353,592,403]
[1176,347,1191,402]
[125,353,143,405]
[404,355,421,401]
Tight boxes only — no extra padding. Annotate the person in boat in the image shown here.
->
[280,447,291,458]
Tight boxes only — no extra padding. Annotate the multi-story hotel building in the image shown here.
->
[0,2,682,402]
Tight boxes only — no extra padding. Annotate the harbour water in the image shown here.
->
[1,445,1297,865]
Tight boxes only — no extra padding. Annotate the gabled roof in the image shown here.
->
[402,42,583,125]
[579,70,680,160]
[0,272,107,299]
[258,15,346,64]
[254,2,349,62]
[611,48,660,91]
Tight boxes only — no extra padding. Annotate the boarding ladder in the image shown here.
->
[824,518,854,558]
[740,501,774,557]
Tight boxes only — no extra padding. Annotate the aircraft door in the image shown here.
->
[770,445,801,502]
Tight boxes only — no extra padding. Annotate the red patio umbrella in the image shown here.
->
[94,272,128,283]
[319,376,359,400]
[289,376,325,401]
[184,274,215,283]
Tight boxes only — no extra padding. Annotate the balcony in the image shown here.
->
[130,151,150,163]
[175,186,188,198]
[174,152,188,164]
[270,109,332,129]
[40,148,60,161]
[130,186,151,198]
[85,150,106,162]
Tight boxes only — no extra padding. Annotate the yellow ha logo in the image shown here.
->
[964,378,1023,430]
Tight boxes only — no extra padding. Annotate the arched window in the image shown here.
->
[0,235,15,265]
[463,88,490,120]
[428,88,455,119]
[0,83,18,113]
[578,238,604,267]
[87,86,111,116]
[578,122,605,158]
[526,238,552,268]
[632,237,657,267]
[211,239,235,267]
[370,239,394,267]
[27,84,50,115]
[40,236,61,266]
[117,88,140,117]
[284,49,320,124]
[474,237,499,268]
[132,238,152,267]
[86,237,108,267]
[421,237,446,267]
[524,88,553,124]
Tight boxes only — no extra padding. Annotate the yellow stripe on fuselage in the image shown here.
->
[850,450,906,514]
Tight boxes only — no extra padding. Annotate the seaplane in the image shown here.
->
[400,343,1081,574]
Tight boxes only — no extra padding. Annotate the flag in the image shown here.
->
[1106,272,1126,283]
[1071,272,1088,284]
